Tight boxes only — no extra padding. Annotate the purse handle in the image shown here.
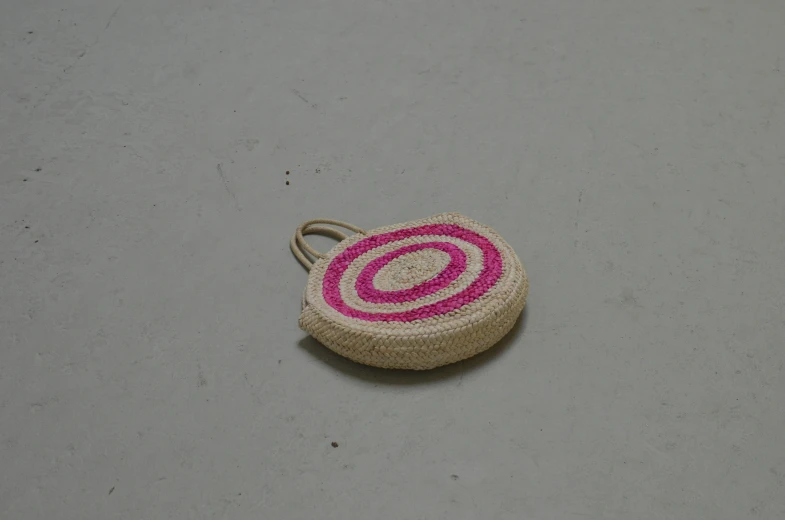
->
[290,219,367,270]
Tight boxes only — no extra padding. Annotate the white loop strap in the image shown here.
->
[291,219,366,270]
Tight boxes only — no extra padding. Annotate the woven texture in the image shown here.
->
[295,213,528,370]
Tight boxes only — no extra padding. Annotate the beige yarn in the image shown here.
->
[291,213,528,370]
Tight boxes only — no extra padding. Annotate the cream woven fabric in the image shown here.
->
[291,213,528,370]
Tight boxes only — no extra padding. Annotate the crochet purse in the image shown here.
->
[291,213,528,370]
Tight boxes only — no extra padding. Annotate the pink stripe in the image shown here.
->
[355,242,466,304]
[322,224,503,322]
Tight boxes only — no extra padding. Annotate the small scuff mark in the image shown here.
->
[216,164,241,211]
[292,88,317,109]
[197,363,207,387]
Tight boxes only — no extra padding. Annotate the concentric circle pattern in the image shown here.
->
[299,213,528,369]
[355,241,465,304]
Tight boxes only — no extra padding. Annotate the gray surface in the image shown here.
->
[2,0,784,518]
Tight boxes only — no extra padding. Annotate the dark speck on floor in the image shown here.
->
[331,441,339,448]
[451,474,459,480]
[286,180,289,185]
[35,167,41,171]
[108,486,115,495]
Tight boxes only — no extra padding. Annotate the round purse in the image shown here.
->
[291,213,528,370]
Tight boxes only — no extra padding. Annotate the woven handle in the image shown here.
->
[291,219,366,270]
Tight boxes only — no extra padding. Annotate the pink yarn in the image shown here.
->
[322,224,503,322]
[355,242,466,304]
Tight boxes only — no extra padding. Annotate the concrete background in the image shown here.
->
[2,0,784,518]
